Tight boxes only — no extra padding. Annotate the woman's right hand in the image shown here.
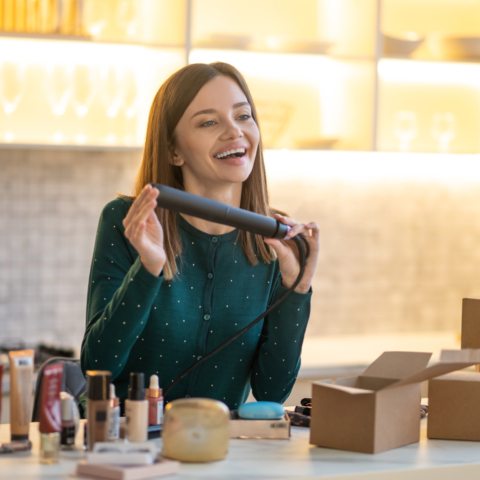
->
[123,184,166,276]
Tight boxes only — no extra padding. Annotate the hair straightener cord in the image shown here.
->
[163,234,310,398]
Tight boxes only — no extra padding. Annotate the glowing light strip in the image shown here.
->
[189,49,333,83]
[264,150,480,184]
[0,37,177,65]
[378,59,480,86]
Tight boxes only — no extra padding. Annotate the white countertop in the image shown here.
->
[2,417,480,480]
[0,331,461,395]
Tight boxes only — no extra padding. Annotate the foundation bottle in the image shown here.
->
[125,372,148,442]
[86,370,111,451]
[146,375,163,427]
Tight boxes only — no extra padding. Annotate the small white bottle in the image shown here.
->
[125,372,148,442]
[108,384,120,441]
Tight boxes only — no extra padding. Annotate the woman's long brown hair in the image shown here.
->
[130,62,280,279]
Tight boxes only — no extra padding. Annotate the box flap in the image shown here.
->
[361,351,432,380]
[440,349,480,363]
[385,349,480,389]
[313,380,374,395]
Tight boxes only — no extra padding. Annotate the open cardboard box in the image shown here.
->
[230,411,290,439]
[310,350,480,454]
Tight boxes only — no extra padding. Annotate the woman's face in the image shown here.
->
[172,75,260,191]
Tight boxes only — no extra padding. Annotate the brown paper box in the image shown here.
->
[230,413,290,439]
[461,298,480,349]
[310,350,480,454]
[428,370,480,441]
[427,299,480,441]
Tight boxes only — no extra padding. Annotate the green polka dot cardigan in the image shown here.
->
[80,197,312,412]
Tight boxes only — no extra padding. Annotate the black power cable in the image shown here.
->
[164,234,310,398]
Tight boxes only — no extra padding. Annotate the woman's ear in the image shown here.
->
[168,143,184,167]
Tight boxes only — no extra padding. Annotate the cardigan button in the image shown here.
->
[207,273,213,279]
[203,314,210,321]
[197,356,202,360]
[211,236,219,243]
[185,394,191,398]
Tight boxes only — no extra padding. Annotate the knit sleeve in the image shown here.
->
[250,271,312,403]
[81,198,164,380]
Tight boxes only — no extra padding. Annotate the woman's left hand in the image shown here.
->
[264,214,320,294]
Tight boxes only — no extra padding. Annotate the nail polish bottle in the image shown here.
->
[146,375,163,427]
[60,392,76,449]
[108,384,120,441]
[125,372,148,442]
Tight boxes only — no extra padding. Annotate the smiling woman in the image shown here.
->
[79,62,320,414]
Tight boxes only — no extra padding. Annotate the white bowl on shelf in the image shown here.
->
[194,34,253,50]
[248,36,333,54]
[383,33,425,56]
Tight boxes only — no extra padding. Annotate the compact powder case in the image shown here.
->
[162,398,230,462]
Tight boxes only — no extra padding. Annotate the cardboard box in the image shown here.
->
[427,299,480,441]
[428,370,480,441]
[461,298,480,349]
[310,350,480,454]
[461,298,480,372]
[229,412,290,439]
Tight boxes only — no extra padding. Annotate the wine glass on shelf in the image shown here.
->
[0,61,27,142]
[83,0,109,38]
[115,0,141,40]
[431,112,456,153]
[71,65,98,144]
[44,64,73,143]
[393,110,418,152]
[99,65,125,144]
[121,69,138,145]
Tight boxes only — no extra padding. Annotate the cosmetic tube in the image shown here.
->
[9,350,34,441]
[0,364,3,425]
[146,375,163,427]
[86,370,111,451]
[125,372,148,442]
[39,362,63,464]
[108,384,120,441]
[60,392,76,449]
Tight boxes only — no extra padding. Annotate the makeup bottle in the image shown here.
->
[9,349,34,442]
[108,383,120,441]
[60,392,76,449]
[0,365,3,425]
[86,370,111,451]
[125,372,148,442]
[39,362,63,464]
[146,375,163,427]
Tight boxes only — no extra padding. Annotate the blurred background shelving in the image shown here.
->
[2,0,480,152]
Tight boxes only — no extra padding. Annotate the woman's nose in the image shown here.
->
[220,119,243,139]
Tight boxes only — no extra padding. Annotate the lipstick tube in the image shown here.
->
[39,363,63,464]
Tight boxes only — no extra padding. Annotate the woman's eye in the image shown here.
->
[238,114,251,121]
[201,120,216,127]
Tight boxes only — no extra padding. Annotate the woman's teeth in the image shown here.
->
[214,148,246,159]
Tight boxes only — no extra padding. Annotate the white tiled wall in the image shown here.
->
[0,148,142,350]
[1,149,478,350]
